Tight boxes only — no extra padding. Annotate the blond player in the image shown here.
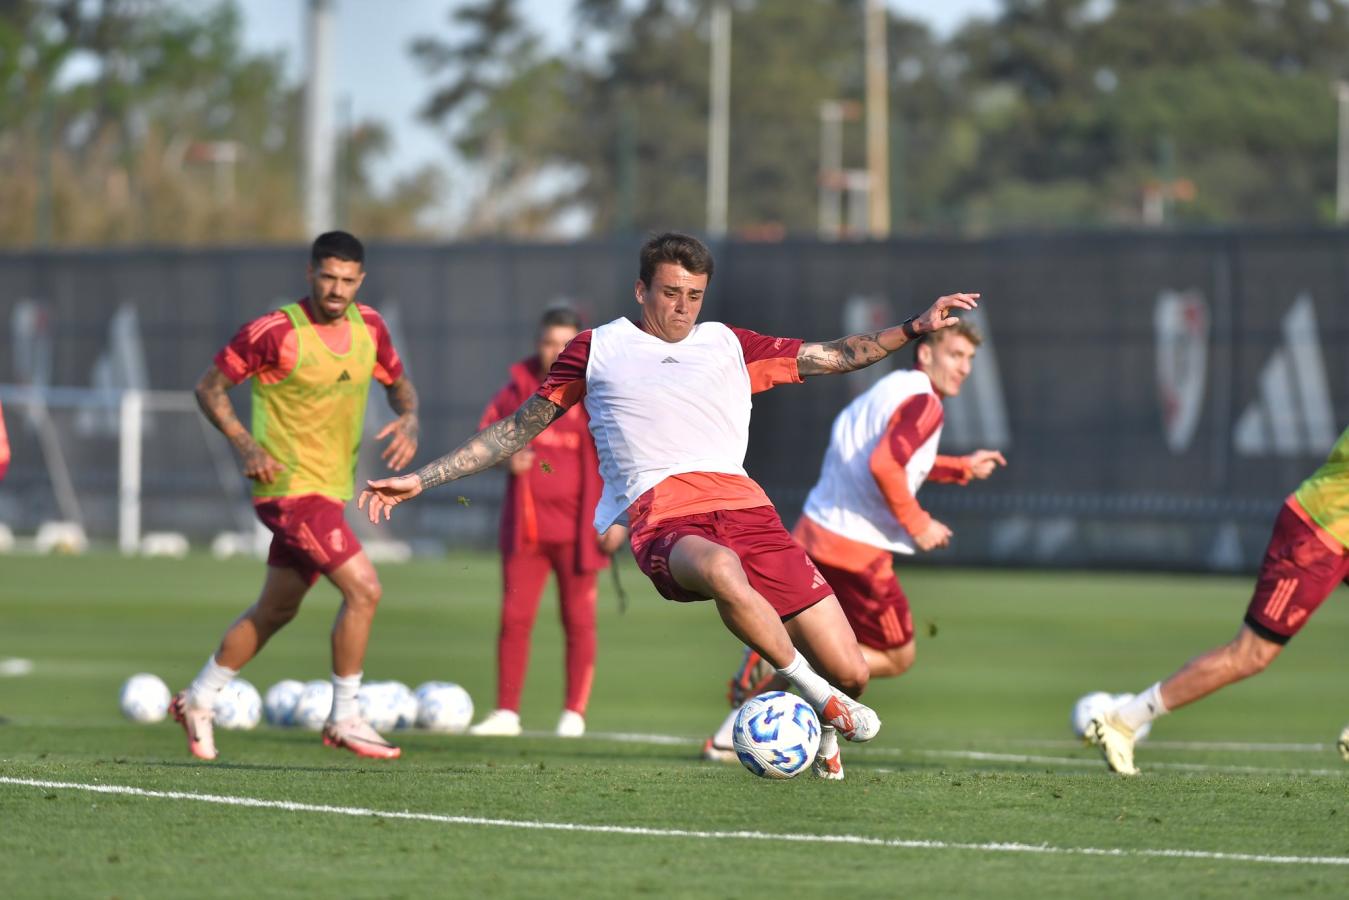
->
[1089,424,1349,775]
[173,231,419,761]
[360,232,980,776]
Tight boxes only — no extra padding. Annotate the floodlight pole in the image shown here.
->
[304,0,337,237]
[864,0,890,237]
[706,1,732,238]
[1337,81,1349,224]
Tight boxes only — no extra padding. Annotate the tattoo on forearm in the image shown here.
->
[195,369,251,448]
[797,328,904,376]
[416,395,564,491]
[386,377,419,419]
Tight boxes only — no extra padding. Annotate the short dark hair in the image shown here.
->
[538,304,582,332]
[638,232,714,286]
[311,231,365,267]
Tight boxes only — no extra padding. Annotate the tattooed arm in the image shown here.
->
[375,375,420,470]
[194,365,285,483]
[796,292,980,377]
[359,394,565,522]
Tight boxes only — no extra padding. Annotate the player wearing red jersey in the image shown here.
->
[706,323,1005,775]
[468,306,625,739]
[1089,424,1349,774]
[0,398,9,482]
[173,231,420,761]
[360,232,979,775]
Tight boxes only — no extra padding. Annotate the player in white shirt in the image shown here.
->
[707,323,1005,775]
[359,233,979,774]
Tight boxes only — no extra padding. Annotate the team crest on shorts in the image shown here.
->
[328,529,346,553]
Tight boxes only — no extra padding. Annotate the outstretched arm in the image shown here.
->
[797,293,979,377]
[358,393,565,522]
[195,365,285,483]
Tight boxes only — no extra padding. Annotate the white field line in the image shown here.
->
[3,776,1347,868]
[586,731,1347,776]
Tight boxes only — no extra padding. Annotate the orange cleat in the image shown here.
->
[169,691,218,761]
[322,717,401,760]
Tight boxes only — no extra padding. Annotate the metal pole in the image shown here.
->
[864,0,890,237]
[304,0,337,236]
[818,101,844,239]
[706,2,732,237]
[1337,82,1349,223]
[118,389,143,556]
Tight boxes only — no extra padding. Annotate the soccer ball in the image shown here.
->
[213,678,262,730]
[1070,691,1113,738]
[388,681,418,729]
[1337,724,1349,763]
[732,691,821,779]
[357,681,401,732]
[292,680,334,731]
[119,673,171,723]
[415,682,474,733]
[263,679,305,726]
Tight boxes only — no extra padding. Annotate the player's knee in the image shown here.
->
[700,546,748,595]
[254,598,301,631]
[1232,639,1280,678]
[835,660,869,698]
[343,573,382,613]
[887,641,916,677]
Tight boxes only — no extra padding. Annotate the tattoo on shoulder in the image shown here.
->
[416,395,564,491]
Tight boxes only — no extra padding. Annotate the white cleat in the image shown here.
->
[468,708,522,737]
[701,737,737,763]
[1087,711,1139,775]
[813,725,844,780]
[1338,725,1349,763]
[556,710,585,738]
[322,717,401,760]
[169,691,217,761]
[820,691,880,743]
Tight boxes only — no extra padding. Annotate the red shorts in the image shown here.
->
[1243,498,1349,644]
[813,553,914,651]
[254,494,361,586]
[630,505,834,618]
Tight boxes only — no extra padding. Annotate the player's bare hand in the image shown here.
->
[376,414,419,470]
[915,293,979,335]
[966,449,1007,480]
[914,518,953,552]
[508,448,537,476]
[236,440,285,484]
[358,474,423,523]
[597,523,629,556]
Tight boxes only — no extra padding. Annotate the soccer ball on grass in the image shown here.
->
[263,679,305,726]
[415,682,474,733]
[213,678,262,730]
[119,673,171,723]
[732,691,821,779]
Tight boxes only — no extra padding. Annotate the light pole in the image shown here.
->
[1337,81,1349,224]
[706,1,731,238]
[864,0,890,237]
[304,0,336,236]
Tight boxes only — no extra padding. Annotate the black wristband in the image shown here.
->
[901,316,920,340]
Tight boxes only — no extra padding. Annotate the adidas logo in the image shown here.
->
[1233,293,1334,457]
[337,370,351,382]
[661,356,679,364]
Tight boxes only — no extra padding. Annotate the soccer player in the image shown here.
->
[1088,424,1349,775]
[468,306,625,739]
[0,398,8,482]
[173,231,420,761]
[360,232,979,776]
[705,321,1006,773]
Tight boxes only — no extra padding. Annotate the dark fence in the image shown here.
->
[1,230,1345,571]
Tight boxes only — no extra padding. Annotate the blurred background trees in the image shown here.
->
[4,0,1349,244]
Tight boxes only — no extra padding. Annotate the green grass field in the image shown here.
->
[2,552,1347,898]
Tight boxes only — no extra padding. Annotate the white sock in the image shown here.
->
[775,651,833,711]
[187,655,236,710]
[329,671,362,723]
[712,707,740,749]
[817,724,838,760]
[1115,682,1169,732]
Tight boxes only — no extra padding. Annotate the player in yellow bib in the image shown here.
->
[1088,425,1349,775]
[172,231,420,761]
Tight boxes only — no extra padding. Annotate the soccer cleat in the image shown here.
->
[813,725,844,780]
[1086,712,1139,775]
[322,717,401,760]
[727,648,777,707]
[1337,725,1349,763]
[819,691,880,743]
[169,691,218,761]
[700,736,737,763]
[556,709,585,738]
[467,708,522,737]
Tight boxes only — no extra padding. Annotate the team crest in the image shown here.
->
[1154,289,1209,454]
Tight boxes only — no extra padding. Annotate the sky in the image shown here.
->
[232,0,1000,229]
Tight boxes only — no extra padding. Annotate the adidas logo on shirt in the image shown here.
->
[661,357,679,364]
[337,370,352,382]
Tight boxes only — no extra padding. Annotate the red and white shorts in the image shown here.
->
[630,505,834,619]
[1243,497,1349,644]
[254,493,361,586]
[812,553,914,651]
